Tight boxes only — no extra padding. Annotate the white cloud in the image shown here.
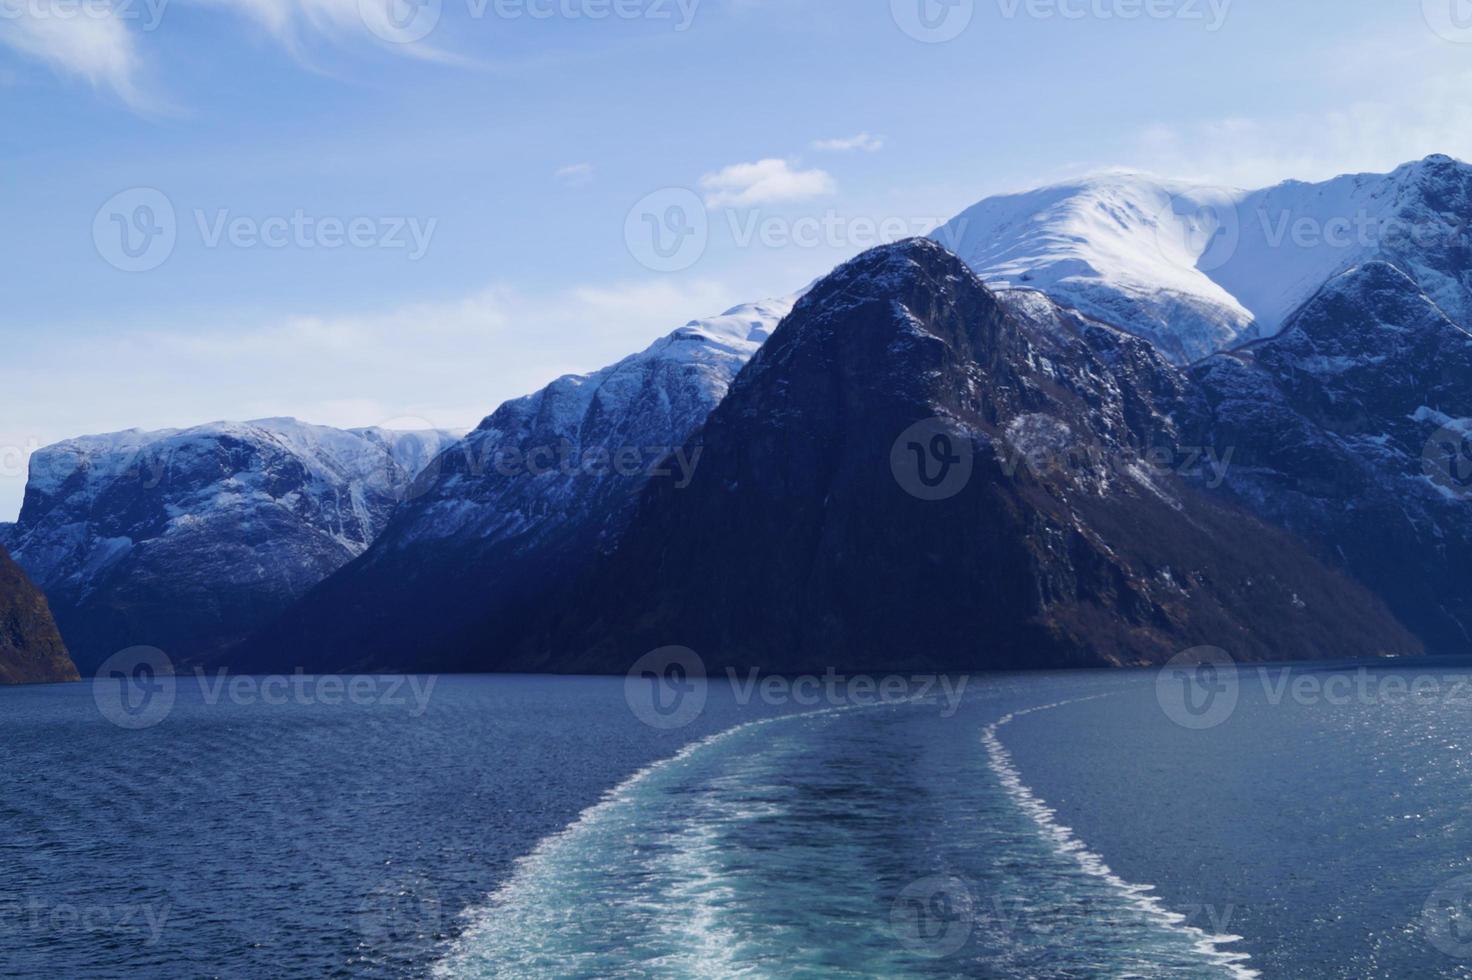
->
[812,132,884,153]
[699,158,837,208]
[555,163,594,187]
[0,2,150,108]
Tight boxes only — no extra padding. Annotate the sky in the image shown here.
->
[3,0,1472,519]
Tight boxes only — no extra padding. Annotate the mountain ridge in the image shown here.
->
[4,417,459,673]
[936,154,1472,363]
[237,296,797,674]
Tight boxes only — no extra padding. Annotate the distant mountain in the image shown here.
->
[2,419,458,674]
[493,240,1418,673]
[240,299,796,673]
[936,154,1472,363]
[1184,261,1472,651]
[30,158,1472,676]
[0,544,78,685]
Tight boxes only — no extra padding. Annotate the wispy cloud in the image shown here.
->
[555,163,594,187]
[0,0,461,111]
[0,2,151,108]
[812,132,884,153]
[699,158,837,208]
[209,0,463,62]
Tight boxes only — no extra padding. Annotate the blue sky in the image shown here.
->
[3,0,1471,518]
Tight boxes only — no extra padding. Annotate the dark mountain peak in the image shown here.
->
[1259,261,1472,383]
[1399,152,1469,182]
[806,236,967,291]
[786,238,994,331]
[1281,260,1451,344]
[508,246,1417,674]
[746,238,1018,409]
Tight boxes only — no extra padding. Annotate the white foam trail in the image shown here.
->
[434,700,881,979]
[982,696,1260,980]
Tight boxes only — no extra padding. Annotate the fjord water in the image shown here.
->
[5,666,1472,977]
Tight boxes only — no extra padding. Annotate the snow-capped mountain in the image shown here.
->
[935,154,1472,363]
[21,156,1472,676]
[1183,260,1472,651]
[498,239,1417,672]
[2,418,458,673]
[241,298,796,673]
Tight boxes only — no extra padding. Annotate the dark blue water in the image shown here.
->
[6,663,1472,977]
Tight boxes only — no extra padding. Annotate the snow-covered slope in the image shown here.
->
[935,154,1472,363]
[242,297,797,673]
[392,297,792,548]
[1184,261,1472,650]
[5,418,458,672]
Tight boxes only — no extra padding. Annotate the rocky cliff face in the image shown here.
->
[3,419,457,673]
[240,299,795,673]
[0,545,78,685]
[499,240,1418,673]
[1185,261,1472,651]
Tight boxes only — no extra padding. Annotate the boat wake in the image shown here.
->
[982,697,1259,980]
[437,691,1261,978]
